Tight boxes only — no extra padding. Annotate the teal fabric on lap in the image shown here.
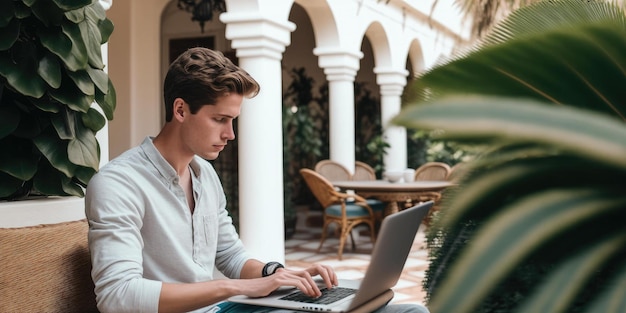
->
[216,301,293,312]
[325,203,371,217]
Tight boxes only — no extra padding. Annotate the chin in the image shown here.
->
[197,151,219,160]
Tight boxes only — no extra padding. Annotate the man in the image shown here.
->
[86,47,429,313]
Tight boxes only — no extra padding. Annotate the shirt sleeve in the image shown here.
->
[85,168,161,313]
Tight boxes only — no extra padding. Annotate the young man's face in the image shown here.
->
[180,93,243,160]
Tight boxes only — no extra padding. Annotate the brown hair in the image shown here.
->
[163,48,260,121]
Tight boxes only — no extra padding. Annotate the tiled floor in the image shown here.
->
[284,208,430,307]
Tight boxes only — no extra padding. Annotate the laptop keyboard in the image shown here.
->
[280,287,357,304]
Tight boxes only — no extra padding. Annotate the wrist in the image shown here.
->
[262,261,285,277]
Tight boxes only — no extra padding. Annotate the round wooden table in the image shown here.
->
[333,180,454,216]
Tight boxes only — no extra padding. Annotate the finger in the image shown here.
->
[312,264,337,289]
[277,270,321,297]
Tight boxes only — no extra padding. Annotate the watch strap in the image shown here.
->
[262,261,285,277]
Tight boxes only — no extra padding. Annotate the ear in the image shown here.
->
[173,98,186,121]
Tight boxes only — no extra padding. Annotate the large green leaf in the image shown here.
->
[73,164,96,185]
[0,17,19,50]
[51,109,76,140]
[67,122,99,170]
[412,22,626,119]
[94,78,116,120]
[32,130,76,178]
[60,21,89,71]
[52,0,93,12]
[0,1,14,27]
[66,69,95,95]
[514,233,626,313]
[0,171,24,198]
[482,0,626,47]
[582,262,626,313]
[86,66,108,93]
[31,0,64,26]
[99,16,114,44]
[0,136,39,180]
[394,97,626,168]
[37,52,62,89]
[0,105,20,138]
[0,52,47,98]
[413,2,626,312]
[428,190,626,313]
[28,96,61,113]
[49,78,94,112]
[64,7,85,23]
[38,24,82,72]
[82,3,104,68]
[81,108,106,132]
[32,160,83,197]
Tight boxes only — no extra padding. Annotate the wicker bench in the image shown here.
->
[0,219,98,312]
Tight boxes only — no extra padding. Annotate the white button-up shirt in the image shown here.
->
[86,137,250,313]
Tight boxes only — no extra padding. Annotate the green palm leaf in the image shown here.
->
[399,1,626,312]
[428,190,625,313]
[394,97,626,168]
[482,0,626,46]
[582,262,626,313]
[514,233,626,313]
[412,1,626,119]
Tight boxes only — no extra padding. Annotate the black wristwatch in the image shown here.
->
[262,261,285,277]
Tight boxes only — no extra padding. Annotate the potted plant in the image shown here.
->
[0,0,115,201]
[394,1,626,312]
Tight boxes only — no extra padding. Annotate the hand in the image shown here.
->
[300,263,338,291]
[236,264,338,298]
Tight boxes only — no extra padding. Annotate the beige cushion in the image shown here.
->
[0,219,98,312]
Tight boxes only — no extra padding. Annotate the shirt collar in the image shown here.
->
[140,137,203,183]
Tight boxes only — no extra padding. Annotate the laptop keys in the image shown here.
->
[280,287,356,304]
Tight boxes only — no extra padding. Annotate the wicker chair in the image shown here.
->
[300,168,383,260]
[414,162,451,181]
[353,161,376,181]
[0,219,98,313]
[314,159,352,182]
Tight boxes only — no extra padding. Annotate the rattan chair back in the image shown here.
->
[314,159,352,182]
[353,161,376,181]
[414,162,451,181]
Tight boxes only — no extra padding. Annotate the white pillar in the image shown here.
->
[222,12,295,263]
[374,67,409,172]
[96,0,112,167]
[313,48,363,174]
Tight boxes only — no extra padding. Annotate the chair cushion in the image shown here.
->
[325,203,372,217]
[365,199,386,212]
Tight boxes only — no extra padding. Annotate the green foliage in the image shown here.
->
[0,0,115,199]
[283,67,325,210]
[355,82,387,177]
[394,1,626,313]
[407,129,477,168]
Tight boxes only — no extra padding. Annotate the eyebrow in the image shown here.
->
[214,113,237,119]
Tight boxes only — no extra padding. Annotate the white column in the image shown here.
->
[313,48,363,174]
[222,13,295,263]
[374,67,409,172]
[96,0,112,167]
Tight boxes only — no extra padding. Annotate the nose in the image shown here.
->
[223,122,235,140]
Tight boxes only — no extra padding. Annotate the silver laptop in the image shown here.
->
[229,201,434,312]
